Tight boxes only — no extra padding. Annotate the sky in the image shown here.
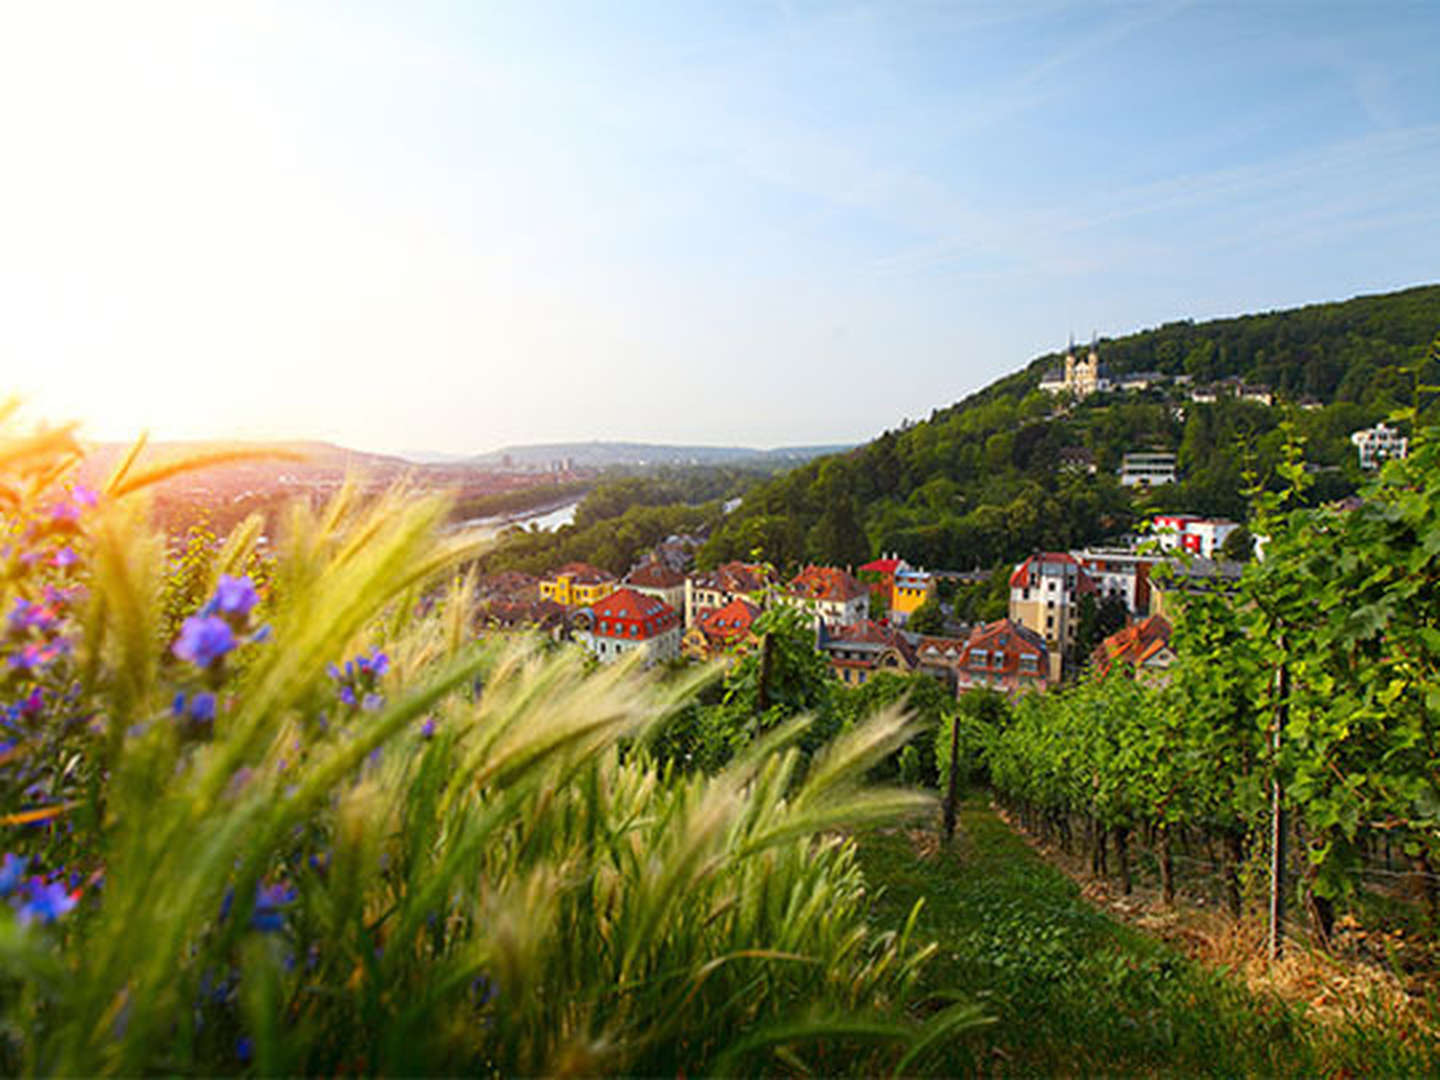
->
[2,1,1438,456]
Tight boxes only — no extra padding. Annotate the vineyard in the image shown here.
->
[983,402,1440,959]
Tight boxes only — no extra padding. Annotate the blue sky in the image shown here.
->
[3,2,1437,454]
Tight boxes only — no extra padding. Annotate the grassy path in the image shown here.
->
[856,797,1435,1076]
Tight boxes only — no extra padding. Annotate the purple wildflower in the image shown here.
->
[0,853,27,896]
[50,547,78,570]
[16,878,78,926]
[172,616,235,668]
[236,1036,253,1064]
[251,882,297,933]
[8,599,58,635]
[207,575,260,618]
[188,692,216,724]
[420,717,436,739]
[339,685,357,708]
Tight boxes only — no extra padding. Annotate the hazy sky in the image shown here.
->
[3,2,1438,455]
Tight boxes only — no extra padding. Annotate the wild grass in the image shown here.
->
[0,434,972,1075]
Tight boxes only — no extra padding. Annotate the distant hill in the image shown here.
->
[464,441,854,469]
[699,283,1440,574]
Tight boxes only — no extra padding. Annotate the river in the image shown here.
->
[454,498,580,540]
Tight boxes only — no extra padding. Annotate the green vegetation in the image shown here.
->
[858,801,1435,1076]
[475,465,764,576]
[0,424,972,1076]
[987,385,1440,940]
[702,284,1440,570]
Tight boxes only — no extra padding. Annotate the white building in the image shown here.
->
[1351,423,1409,469]
[1150,514,1241,559]
[1119,451,1178,487]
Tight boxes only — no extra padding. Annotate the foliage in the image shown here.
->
[986,386,1440,938]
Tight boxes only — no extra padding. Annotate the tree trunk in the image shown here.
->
[1115,826,1132,895]
[942,715,961,844]
[1159,828,1175,907]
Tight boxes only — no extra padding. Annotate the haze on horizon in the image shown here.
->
[3,2,1437,458]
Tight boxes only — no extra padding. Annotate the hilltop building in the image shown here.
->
[1038,342,1110,398]
[857,555,935,625]
[623,558,687,623]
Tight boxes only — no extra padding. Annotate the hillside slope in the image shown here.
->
[700,284,1440,572]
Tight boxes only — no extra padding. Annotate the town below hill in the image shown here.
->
[474,505,1259,699]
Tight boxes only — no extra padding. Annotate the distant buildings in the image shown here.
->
[1351,423,1408,469]
[1039,344,1110,398]
[954,618,1052,695]
[682,597,762,661]
[1150,514,1240,559]
[685,561,774,629]
[1008,552,1097,680]
[539,563,617,608]
[817,620,917,687]
[572,587,680,665]
[1092,614,1175,684]
[1119,451,1177,487]
[777,566,870,630]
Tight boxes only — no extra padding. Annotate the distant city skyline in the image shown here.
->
[4,3,1438,456]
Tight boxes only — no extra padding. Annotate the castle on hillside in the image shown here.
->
[1038,341,1110,398]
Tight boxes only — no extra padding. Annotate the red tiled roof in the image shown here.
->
[592,586,674,621]
[1008,552,1098,593]
[699,597,760,642]
[551,562,615,585]
[859,557,903,574]
[824,619,918,667]
[786,565,868,603]
[1093,614,1172,676]
[625,560,685,588]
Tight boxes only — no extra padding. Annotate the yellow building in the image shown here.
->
[890,567,934,623]
[539,562,617,608]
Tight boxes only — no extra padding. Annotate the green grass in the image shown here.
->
[856,796,1440,1077]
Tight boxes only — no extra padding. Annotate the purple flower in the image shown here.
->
[8,599,58,635]
[339,685,357,708]
[9,640,65,670]
[172,616,235,668]
[188,692,216,724]
[51,547,78,570]
[357,651,389,677]
[207,575,260,618]
[236,1036,253,1064]
[420,717,436,739]
[16,878,78,926]
[251,882,297,933]
[0,853,27,896]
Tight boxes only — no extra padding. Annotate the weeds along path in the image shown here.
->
[855,796,1438,1077]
